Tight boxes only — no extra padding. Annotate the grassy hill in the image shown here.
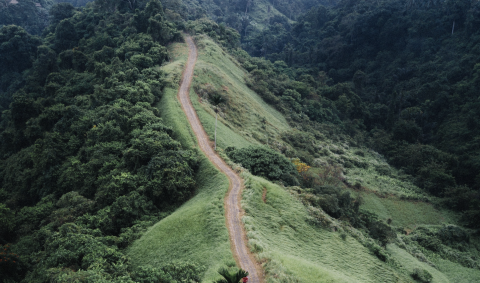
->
[126,41,239,282]
[128,35,480,282]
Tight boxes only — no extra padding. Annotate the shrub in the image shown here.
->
[365,241,389,262]
[367,219,396,246]
[226,146,299,185]
[416,235,442,252]
[411,268,433,283]
[436,225,470,246]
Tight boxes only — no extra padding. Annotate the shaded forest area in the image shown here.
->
[221,0,480,226]
[0,0,207,282]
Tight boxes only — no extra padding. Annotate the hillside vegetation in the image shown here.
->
[1,0,480,282]
[239,0,480,226]
[126,41,236,282]
[183,34,480,282]
[0,1,212,282]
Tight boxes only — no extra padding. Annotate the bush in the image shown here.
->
[226,146,299,185]
[437,225,470,246]
[411,268,433,283]
[365,241,389,262]
[416,235,442,252]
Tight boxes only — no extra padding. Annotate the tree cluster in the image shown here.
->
[224,0,480,227]
[0,1,203,281]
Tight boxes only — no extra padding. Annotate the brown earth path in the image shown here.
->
[177,36,263,283]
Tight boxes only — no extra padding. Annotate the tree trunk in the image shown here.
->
[215,111,218,150]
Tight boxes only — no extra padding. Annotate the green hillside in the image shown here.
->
[126,41,237,282]
[129,35,480,282]
[1,0,480,282]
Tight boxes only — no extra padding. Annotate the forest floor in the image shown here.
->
[177,35,264,283]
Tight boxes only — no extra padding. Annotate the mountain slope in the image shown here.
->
[126,34,480,282]
[126,40,236,282]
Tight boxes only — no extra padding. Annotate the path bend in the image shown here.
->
[177,36,263,283]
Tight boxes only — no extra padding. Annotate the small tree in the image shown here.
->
[292,158,311,180]
[210,93,226,150]
[214,267,248,283]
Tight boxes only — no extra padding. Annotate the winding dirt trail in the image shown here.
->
[178,36,263,283]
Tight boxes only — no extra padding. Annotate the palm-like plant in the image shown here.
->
[209,93,226,151]
[214,267,249,283]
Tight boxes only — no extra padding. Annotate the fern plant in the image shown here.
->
[214,267,249,283]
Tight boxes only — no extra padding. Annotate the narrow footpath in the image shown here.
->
[177,36,263,283]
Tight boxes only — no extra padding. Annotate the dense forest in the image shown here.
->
[1,0,480,281]
[0,0,207,281]
[227,0,480,226]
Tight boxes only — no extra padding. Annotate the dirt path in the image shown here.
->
[177,36,263,283]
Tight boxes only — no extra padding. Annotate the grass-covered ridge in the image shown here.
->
[241,172,412,282]
[126,40,236,282]
[191,34,290,149]
[182,35,480,282]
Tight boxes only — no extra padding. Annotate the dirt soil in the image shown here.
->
[177,36,264,283]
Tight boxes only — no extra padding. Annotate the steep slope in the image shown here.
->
[186,35,480,282]
[191,35,290,148]
[188,35,409,282]
[180,35,263,282]
[126,40,236,282]
[129,33,480,282]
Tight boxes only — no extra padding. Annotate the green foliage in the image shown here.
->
[224,0,480,227]
[0,0,52,35]
[0,204,14,241]
[49,3,75,26]
[214,267,248,283]
[44,223,127,271]
[226,146,298,185]
[0,25,41,74]
[0,1,202,281]
[411,268,433,283]
[182,0,322,43]
[401,225,480,271]
[130,262,204,282]
[186,18,240,49]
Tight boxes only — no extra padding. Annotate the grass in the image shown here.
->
[432,257,480,283]
[360,192,457,229]
[130,36,479,283]
[126,40,235,282]
[342,149,460,229]
[189,86,253,149]
[387,244,450,283]
[241,172,412,282]
[307,146,459,230]
[191,35,290,149]
[127,156,234,281]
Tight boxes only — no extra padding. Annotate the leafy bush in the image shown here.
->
[214,267,248,283]
[226,146,299,185]
[416,235,443,252]
[365,241,389,262]
[411,268,433,283]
